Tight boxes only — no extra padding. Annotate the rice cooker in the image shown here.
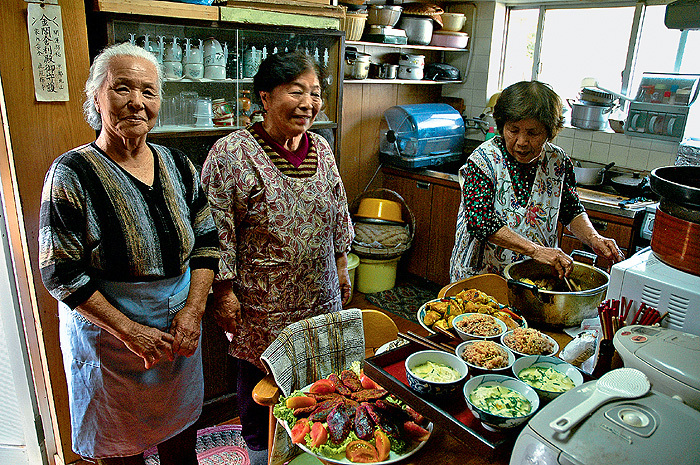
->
[511,383,700,465]
[613,325,700,410]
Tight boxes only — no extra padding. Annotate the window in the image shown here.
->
[500,2,700,138]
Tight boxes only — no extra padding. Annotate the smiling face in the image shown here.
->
[502,118,549,164]
[95,55,160,141]
[260,69,322,146]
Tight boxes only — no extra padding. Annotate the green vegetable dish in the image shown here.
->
[412,361,461,383]
[518,366,575,393]
[469,385,531,418]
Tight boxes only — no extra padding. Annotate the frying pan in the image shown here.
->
[609,173,654,198]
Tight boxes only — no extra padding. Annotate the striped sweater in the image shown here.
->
[39,142,220,308]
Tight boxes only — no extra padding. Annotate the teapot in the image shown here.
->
[203,38,227,67]
[163,37,182,63]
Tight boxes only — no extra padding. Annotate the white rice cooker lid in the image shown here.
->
[615,326,700,391]
[514,383,700,465]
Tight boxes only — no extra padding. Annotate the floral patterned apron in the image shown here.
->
[450,140,565,280]
[59,268,202,458]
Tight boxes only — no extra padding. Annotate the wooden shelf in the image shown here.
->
[344,79,456,85]
[94,0,219,21]
[346,40,469,53]
[150,120,337,138]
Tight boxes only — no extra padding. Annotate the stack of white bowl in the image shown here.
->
[183,39,204,80]
[203,38,227,80]
[398,53,424,80]
[163,38,183,79]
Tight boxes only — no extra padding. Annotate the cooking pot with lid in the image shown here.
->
[567,99,615,131]
[503,255,609,327]
[573,161,615,186]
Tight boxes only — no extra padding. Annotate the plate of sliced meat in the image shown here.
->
[274,367,433,464]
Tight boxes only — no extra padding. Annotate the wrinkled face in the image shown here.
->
[95,55,160,140]
[502,118,549,164]
[260,69,322,140]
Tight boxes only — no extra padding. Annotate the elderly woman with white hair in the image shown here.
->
[38,42,220,464]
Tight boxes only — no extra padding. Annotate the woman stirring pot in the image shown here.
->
[450,80,624,281]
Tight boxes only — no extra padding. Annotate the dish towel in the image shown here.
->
[260,308,365,465]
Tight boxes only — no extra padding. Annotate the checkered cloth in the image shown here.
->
[260,308,365,465]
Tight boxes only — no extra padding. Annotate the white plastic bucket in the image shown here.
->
[347,253,360,298]
[356,256,400,294]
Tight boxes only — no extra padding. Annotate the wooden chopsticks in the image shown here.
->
[532,224,575,292]
[398,331,456,354]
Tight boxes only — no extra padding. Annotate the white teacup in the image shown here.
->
[163,60,182,79]
[184,63,204,79]
[204,65,226,80]
[194,97,213,127]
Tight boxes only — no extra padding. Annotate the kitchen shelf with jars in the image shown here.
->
[89,12,344,162]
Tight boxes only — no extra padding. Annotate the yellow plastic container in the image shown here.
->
[356,256,400,294]
[347,253,360,298]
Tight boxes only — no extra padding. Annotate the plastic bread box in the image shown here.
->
[379,103,465,169]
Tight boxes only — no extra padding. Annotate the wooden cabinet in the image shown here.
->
[383,167,461,286]
[558,209,643,270]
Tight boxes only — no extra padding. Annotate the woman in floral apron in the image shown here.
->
[39,43,220,464]
[201,50,354,465]
[450,81,624,282]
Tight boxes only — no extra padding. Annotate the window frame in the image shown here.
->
[500,1,693,109]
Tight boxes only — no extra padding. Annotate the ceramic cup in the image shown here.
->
[204,65,226,80]
[163,60,182,79]
[184,63,204,79]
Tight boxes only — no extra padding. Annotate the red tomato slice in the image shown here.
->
[309,378,336,395]
[310,421,328,447]
[360,374,381,390]
[374,429,391,461]
[345,440,379,463]
[290,418,310,444]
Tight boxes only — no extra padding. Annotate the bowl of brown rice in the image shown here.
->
[452,313,507,341]
[456,340,515,374]
[500,327,559,357]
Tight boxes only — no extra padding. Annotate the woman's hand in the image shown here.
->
[336,252,352,306]
[210,281,241,333]
[170,306,203,357]
[531,245,575,279]
[122,321,175,370]
[587,234,625,264]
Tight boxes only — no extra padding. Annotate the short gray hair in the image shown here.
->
[83,42,163,130]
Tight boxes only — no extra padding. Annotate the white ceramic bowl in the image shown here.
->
[452,313,507,341]
[204,65,226,80]
[405,350,468,398]
[501,328,559,358]
[464,374,540,431]
[440,12,466,32]
[456,340,515,375]
[511,355,584,402]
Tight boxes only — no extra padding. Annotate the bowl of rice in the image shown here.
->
[452,313,507,341]
[501,327,559,357]
[455,340,515,374]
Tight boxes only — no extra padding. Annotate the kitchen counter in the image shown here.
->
[391,165,651,218]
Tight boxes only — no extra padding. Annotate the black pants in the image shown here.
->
[235,357,269,451]
[92,421,198,465]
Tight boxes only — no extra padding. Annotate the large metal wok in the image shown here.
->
[503,257,609,327]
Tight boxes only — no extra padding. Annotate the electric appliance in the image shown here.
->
[510,383,700,465]
[665,0,700,30]
[614,325,700,410]
[379,103,464,169]
[606,248,700,336]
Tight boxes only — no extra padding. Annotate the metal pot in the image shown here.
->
[610,173,653,198]
[398,16,433,45]
[573,161,615,186]
[567,99,615,131]
[651,166,700,208]
[503,256,609,327]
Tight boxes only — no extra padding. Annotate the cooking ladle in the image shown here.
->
[580,77,634,102]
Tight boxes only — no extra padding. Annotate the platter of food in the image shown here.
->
[273,367,433,464]
[417,289,526,336]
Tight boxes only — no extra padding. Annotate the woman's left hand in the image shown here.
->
[170,306,203,357]
[588,234,625,264]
